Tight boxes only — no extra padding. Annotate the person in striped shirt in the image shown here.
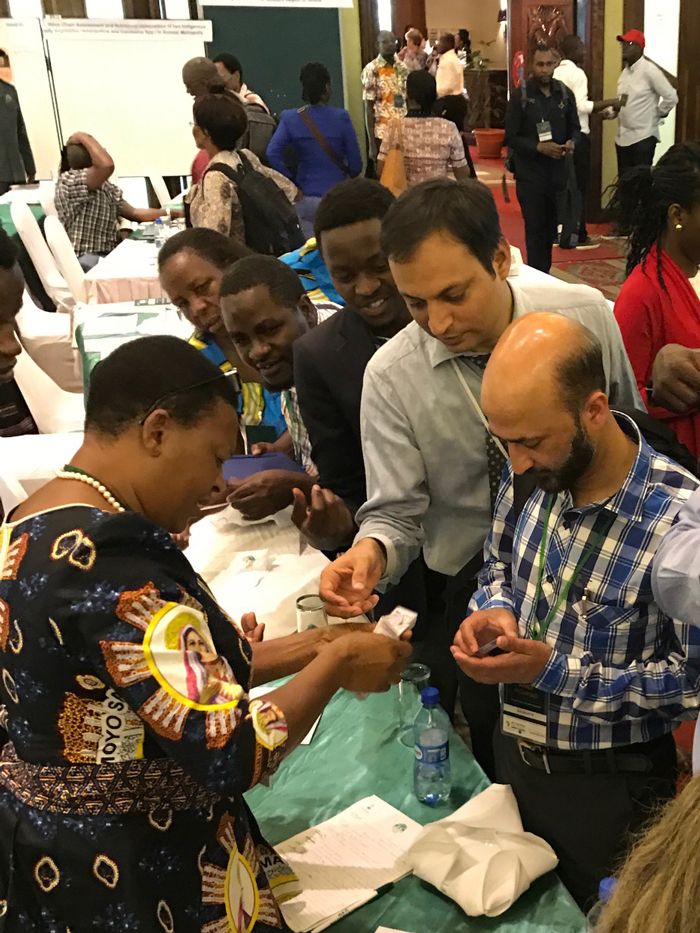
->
[453,311,699,910]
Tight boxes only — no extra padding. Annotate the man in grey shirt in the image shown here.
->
[320,178,641,777]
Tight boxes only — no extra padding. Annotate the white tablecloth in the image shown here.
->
[186,507,329,640]
[84,238,166,303]
[0,186,42,206]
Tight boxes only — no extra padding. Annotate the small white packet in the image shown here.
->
[356,606,418,700]
[374,606,418,639]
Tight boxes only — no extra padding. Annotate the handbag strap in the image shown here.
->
[298,107,348,175]
[450,358,508,458]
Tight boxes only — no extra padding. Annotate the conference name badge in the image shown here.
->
[536,121,553,142]
[501,682,549,744]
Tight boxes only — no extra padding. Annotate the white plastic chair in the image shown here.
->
[10,200,74,313]
[0,433,83,515]
[44,215,88,305]
[38,181,57,218]
[16,290,82,392]
[149,175,172,208]
[13,347,85,434]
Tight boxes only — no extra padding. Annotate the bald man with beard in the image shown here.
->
[452,312,700,909]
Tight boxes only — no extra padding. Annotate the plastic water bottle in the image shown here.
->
[413,687,451,805]
[586,877,618,930]
[154,217,165,250]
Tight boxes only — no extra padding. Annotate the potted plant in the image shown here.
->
[464,39,506,159]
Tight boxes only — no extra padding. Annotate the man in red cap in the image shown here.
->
[615,29,678,177]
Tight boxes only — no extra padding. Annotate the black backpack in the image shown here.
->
[206,157,304,257]
[237,103,278,162]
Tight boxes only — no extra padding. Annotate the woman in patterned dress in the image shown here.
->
[378,70,472,187]
[0,335,410,933]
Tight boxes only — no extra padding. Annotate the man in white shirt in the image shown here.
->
[615,29,678,177]
[554,35,621,245]
[436,33,464,99]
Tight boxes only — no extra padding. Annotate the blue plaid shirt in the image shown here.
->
[470,413,700,751]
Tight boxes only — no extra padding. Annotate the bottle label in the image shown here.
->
[414,743,449,764]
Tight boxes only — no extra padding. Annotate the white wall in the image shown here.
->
[644,0,680,163]
[424,0,507,69]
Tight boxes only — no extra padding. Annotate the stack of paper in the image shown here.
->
[278,796,422,933]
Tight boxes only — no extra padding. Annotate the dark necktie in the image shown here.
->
[467,354,507,513]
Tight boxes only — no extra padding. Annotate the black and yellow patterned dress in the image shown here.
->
[0,506,299,932]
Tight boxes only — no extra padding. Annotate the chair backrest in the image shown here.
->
[10,200,74,312]
[38,181,57,217]
[16,290,82,392]
[44,215,87,305]
[12,347,85,434]
[149,174,171,208]
[0,433,83,516]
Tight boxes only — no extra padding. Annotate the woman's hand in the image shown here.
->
[240,611,265,644]
[326,630,411,694]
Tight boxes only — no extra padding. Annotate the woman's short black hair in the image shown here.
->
[314,178,395,246]
[0,227,17,271]
[380,178,502,275]
[220,255,305,307]
[193,94,248,151]
[85,336,238,437]
[300,62,331,105]
[158,228,251,273]
[213,52,242,79]
[407,70,436,111]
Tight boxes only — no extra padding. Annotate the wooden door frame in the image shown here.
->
[585,0,606,222]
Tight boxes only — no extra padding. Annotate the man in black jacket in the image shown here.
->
[292,179,412,548]
[0,65,35,197]
[504,43,580,272]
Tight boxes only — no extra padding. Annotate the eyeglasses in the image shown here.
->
[139,369,241,425]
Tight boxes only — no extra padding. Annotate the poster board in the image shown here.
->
[0,19,60,179]
[44,19,212,178]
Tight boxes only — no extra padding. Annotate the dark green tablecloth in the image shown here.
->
[247,686,585,933]
[74,310,160,393]
[0,202,44,238]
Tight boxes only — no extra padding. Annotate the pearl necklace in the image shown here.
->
[56,469,126,513]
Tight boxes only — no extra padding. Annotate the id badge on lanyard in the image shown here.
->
[536,121,553,142]
[501,682,549,743]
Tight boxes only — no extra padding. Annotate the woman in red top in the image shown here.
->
[612,142,700,459]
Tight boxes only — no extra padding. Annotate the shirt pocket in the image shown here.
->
[571,596,645,664]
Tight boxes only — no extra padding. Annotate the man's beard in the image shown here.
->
[528,418,595,495]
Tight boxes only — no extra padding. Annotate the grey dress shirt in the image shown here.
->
[355,279,643,583]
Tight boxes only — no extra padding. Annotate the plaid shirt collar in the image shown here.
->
[553,413,650,526]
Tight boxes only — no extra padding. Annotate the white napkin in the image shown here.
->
[407,784,558,917]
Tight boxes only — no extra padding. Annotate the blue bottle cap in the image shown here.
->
[599,877,618,904]
[421,687,440,705]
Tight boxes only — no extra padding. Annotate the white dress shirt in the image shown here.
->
[436,49,464,98]
[354,279,643,583]
[616,57,678,147]
[553,59,593,134]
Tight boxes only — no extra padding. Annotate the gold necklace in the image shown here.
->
[55,469,126,513]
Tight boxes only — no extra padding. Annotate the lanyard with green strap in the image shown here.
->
[530,495,616,640]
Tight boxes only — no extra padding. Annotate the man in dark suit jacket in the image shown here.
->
[293,180,441,649]
[0,72,35,196]
[293,178,412,547]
